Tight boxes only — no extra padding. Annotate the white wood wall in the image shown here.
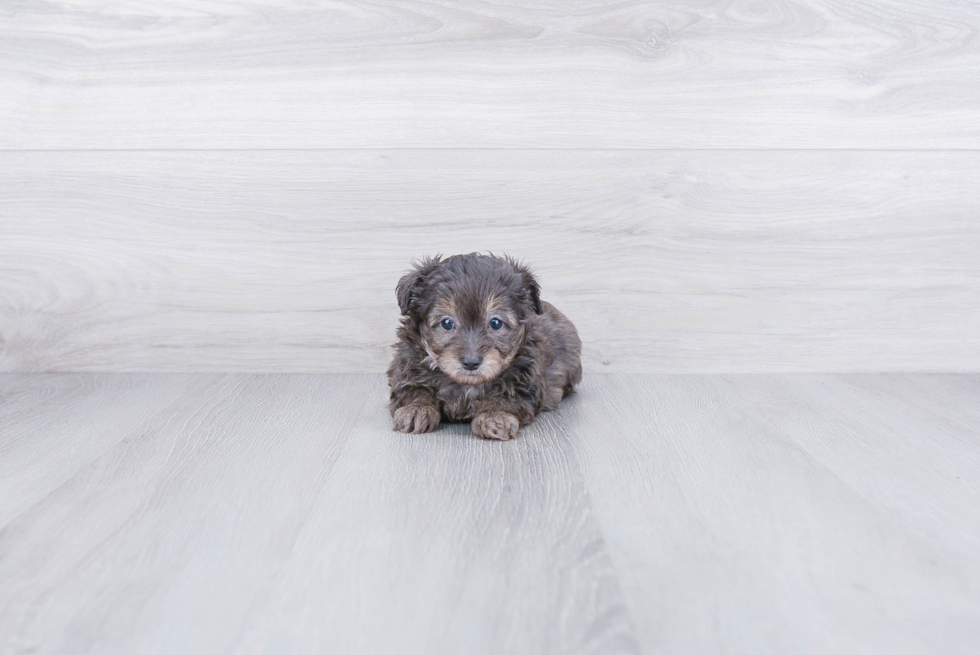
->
[2,1,979,373]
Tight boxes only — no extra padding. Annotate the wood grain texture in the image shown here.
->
[0,373,636,655]
[0,373,219,526]
[1,0,979,149]
[2,150,978,373]
[1,373,978,654]
[558,373,980,654]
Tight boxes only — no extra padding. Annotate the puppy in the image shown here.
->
[388,253,582,441]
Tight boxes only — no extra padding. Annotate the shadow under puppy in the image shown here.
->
[388,253,582,441]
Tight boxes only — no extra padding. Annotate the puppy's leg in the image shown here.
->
[472,410,520,441]
[391,387,441,434]
[471,396,535,441]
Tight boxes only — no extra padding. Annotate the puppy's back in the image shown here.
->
[532,301,582,406]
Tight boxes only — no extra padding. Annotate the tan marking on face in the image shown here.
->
[485,296,521,333]
[437,347,512,386]
[425,293,525,385]
[431,298,458,324]
[485,295,508,317]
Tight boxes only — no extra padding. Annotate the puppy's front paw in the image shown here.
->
[393,404,441,434]
[472,411,520,441]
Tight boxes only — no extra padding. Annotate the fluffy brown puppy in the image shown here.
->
[388,253,582,441]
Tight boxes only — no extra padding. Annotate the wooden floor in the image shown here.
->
[1,373,977,654]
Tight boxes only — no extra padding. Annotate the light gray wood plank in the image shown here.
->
[0,374,376,655]
[0,373,219,527]
[560,374,980,655]
[837,373,980,436]
[232,378,636,655]
[2,150,978,373]
[1,1,979,149]
[0,374,637,655]
[727,374,980,562]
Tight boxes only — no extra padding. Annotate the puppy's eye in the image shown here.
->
[489,317,503,330]
[441,318,455,330]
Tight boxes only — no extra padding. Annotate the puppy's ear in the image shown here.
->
[524,270,543,314]
[510,258,543,315]
[396,256,442,316]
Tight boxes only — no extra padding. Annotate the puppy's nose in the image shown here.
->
[461,356,482,371]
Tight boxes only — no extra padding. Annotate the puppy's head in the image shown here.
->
[396,253,542,385]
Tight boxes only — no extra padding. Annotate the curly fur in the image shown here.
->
[388,253,582,440]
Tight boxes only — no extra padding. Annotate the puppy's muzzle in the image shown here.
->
[461,356,482,371]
